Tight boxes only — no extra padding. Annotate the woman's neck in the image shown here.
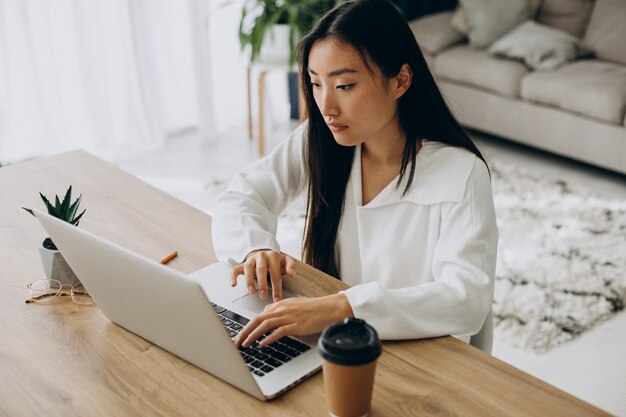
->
[361,118,405,167]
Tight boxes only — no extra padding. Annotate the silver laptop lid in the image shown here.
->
[33,209,265,400]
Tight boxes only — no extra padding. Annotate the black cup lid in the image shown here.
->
[318,318,382,366]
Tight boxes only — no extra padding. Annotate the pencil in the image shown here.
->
[160,251,178,265]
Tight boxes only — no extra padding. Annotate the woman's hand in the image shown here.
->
[235,293,354,348]
[231,250,297,302]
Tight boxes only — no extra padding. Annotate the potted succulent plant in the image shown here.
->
[22,186,86,287]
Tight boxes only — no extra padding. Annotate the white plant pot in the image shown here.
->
[258,24,294,66]
[39,246,80,287]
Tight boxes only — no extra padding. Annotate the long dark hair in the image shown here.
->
[297,0,486,277]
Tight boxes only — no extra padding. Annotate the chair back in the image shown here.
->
[470,309,493,354]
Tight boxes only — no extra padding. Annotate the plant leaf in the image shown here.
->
[239,6,248,49]
[40,193,60,217]
[22,207,35,217]
[60,185,72,221]
[250,15,267,62]
[71,208,86,226]
[67,194,82,222]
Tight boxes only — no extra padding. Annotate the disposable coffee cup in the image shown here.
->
[318,318,382,417]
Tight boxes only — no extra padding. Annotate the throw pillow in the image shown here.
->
[459,0,531,48]
[583,0,626,65]
[408,12,464,56]
[450,5,471,35]
[451,0,542,36]
[488,20,591,70]
[535,0,594,38]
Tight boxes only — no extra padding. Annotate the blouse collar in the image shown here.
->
[351,140,477,208]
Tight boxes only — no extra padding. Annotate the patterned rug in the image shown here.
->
[491,162,626,353]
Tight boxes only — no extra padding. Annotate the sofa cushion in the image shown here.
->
[450,0,542,35]
[488,20,591,70]
[520,60,626,124]
[535,0,595,38]
[583,0,626,65]
[434,45,530,97]
[450,5,472,35]
[409,12,464,56]
[458,0,531,48]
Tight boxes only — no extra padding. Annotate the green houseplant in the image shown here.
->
[23,186,86,286]
[239,0,341,67]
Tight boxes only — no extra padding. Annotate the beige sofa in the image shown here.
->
[409,0,626,174]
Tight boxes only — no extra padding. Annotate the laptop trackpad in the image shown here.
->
[232,289,299,314]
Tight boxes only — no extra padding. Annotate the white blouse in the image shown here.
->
[212,122,499,341]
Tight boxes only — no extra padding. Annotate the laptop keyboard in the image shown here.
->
[211,302,311,377]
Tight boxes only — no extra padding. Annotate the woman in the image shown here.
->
[212,0,498,350]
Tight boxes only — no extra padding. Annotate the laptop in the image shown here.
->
[33,209,322,400]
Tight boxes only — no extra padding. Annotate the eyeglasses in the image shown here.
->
[26,279,94,305]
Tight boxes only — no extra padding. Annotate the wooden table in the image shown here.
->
[0,150,610,417]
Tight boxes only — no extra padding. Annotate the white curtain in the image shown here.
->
[0,0,215,165]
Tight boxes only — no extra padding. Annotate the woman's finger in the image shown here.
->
[235,314,260,347]
[269,254,283,302]
[241,317,284,348]
[283,255,297,277]
[260,323,295,347]
[255,254,269,300]
[243,259,256,295]
[231,264,244,287]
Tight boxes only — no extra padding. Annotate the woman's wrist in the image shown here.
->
[327,293,354,321]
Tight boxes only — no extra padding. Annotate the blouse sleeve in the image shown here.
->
[340,158,499,340]
[211,123,307,266]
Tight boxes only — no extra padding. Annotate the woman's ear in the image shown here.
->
[393,64,412,99]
